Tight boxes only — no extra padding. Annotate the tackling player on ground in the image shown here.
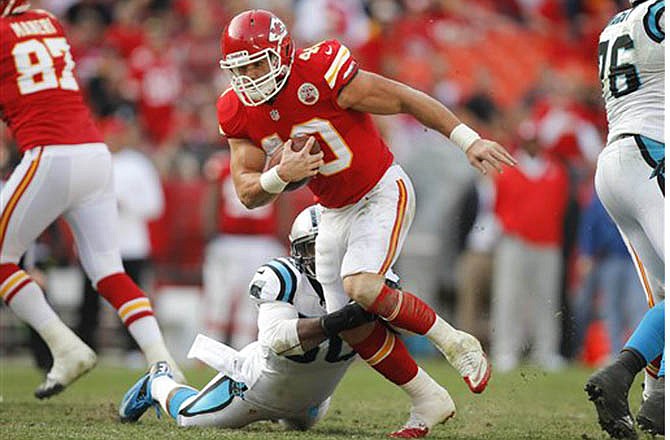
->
[119,206,452,432]
[216,9,516,437]
[584,0,665,438]
[0,1,184,397]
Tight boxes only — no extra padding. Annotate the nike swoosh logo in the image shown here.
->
[256,268,266,274]
[325,46,333,55]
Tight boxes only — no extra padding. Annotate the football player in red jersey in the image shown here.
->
[202,151,284,349]
[0,2,184,397]
[217,10,516,438]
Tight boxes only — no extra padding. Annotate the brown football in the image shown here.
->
[265,135,321,191]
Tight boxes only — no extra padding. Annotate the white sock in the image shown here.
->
[37,319,88,358]
[127,316,185,382]
[6,278,88,357]
[425,317,458,353]
[151,375,197,417]
[400,368,438,402]
[127,315,164,350]
[6,279,60,332]
[400,368,454,427]
[151,375,179,414]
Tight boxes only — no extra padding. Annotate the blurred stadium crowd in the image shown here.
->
[1,0,646,370]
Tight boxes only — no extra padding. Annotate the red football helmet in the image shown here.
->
[1,0,30,17]
[220,10,294,106]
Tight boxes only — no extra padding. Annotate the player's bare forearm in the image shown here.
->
[338,70,460,138]
[339,70,517,174]
[228,138,278,209]
[234,171,279,209]
[297,318,328,352]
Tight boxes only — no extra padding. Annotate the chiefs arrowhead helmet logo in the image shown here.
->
[268,17,287,43]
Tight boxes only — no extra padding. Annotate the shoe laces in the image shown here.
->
[455,350,483,377]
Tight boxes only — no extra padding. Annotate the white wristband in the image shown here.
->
[450,123,481,153]
[260,166,288,194]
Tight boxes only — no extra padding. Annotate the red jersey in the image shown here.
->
[204,151,278,236]
[217,39,394,209]
[0,9,102,153]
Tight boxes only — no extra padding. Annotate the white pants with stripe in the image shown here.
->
[595,136,665,306]
[0,144,123,285]
[316,164,415,312]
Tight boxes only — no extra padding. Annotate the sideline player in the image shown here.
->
[119,206,453,432]
[217,9,516,436]
[0,2,184,397]
[584,0,665,438]
[201,150,284,349]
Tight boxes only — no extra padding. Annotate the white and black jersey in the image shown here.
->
[241,257,356,415]
[598,0,664,145]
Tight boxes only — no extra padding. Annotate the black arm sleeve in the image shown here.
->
[319,302,376,337]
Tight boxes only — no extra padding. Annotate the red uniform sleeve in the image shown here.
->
[216,89,248,138]
[300,39,359,101]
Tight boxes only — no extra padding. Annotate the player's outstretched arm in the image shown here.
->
[337,70,517,175]
[297,302,377,352]
[259,301,376,355]
[229,137,323,209]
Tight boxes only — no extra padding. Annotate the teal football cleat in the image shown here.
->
[119,361,172,422]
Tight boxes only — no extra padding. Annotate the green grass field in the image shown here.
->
[0,359,644,439]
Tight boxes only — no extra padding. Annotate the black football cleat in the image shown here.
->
[584,363,637,439]
[636,380,664,436]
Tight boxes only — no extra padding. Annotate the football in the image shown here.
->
[265,135,321,191]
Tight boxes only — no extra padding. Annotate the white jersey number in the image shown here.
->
[291,118,353,176]
[598,34,641,98]
[12,37,79,95]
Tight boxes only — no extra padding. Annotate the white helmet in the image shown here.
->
[289,205,322,278]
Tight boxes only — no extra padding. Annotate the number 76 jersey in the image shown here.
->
[217,39,394,209]
[0,9,101,153]
[598,1,665,145]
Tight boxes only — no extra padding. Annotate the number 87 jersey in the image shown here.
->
[217,39,394,209]
[598,1,665,145]
[0,9,102,153]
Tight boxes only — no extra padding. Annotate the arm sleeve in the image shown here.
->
[249,258,304,356]
[257,302,304,356]
[319,40,359,95]
[300,39,359,108]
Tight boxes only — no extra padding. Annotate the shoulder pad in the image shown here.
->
[249,257,300,304]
